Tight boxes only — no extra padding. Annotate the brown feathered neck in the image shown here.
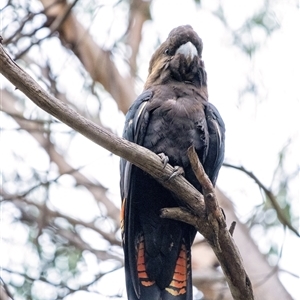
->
[144,25,207,93]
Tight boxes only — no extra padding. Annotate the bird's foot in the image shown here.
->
[158,153,169,169]
[168,166,185,180]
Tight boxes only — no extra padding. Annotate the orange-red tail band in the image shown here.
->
[137,237,155,287]
[165,244,188,296]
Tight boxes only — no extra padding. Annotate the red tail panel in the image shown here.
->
[165,244,188,296]
[137,237,155,287]
[120,198,126,237]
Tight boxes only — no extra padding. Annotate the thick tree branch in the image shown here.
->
[162,147,254,300]
[0,44,254,300]
[0,44,205,215]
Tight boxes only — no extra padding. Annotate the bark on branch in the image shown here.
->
[162,147,254,299]
[0,44,254,299]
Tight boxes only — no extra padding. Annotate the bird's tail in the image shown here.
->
[125,242,193,300]
[161,243,193,300]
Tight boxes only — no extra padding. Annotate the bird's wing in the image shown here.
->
[120,89,194,300]
[203,102,225,185]
[120,90,153,299]
[120,90,152,200]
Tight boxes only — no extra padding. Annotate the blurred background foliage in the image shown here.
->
[1,0,299,299]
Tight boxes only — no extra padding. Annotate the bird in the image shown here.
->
[120,25,225,300]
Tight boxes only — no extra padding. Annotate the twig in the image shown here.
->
[13,0,80,60]
[223,163,299,237]
[229,221,236,236]
[2,89,119,223]
[2,268,61,288]
[39,0,135,114]
[1,108,58,124]
[0,277,14,300]
[2,192,121,247]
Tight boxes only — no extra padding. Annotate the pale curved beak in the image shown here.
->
[175,41,198,64]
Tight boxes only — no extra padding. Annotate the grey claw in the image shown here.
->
[158,153,169,169]
[168,166,185,180]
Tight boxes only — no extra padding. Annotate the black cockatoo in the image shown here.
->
[120,25,225,300]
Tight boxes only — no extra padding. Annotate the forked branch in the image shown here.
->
[162,147,254,300]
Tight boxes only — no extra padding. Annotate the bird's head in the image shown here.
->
[144,25,207,90]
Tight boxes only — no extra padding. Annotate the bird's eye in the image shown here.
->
[164,49,169,55]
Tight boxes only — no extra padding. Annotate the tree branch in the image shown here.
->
[0,44,205,214]
[0,277,14,300]
[1,89,120,223]
[162,147,254,300]
[126,0,151,76]
[0,44,254,299]
[39,0,135,114]
[223,163,299,237]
